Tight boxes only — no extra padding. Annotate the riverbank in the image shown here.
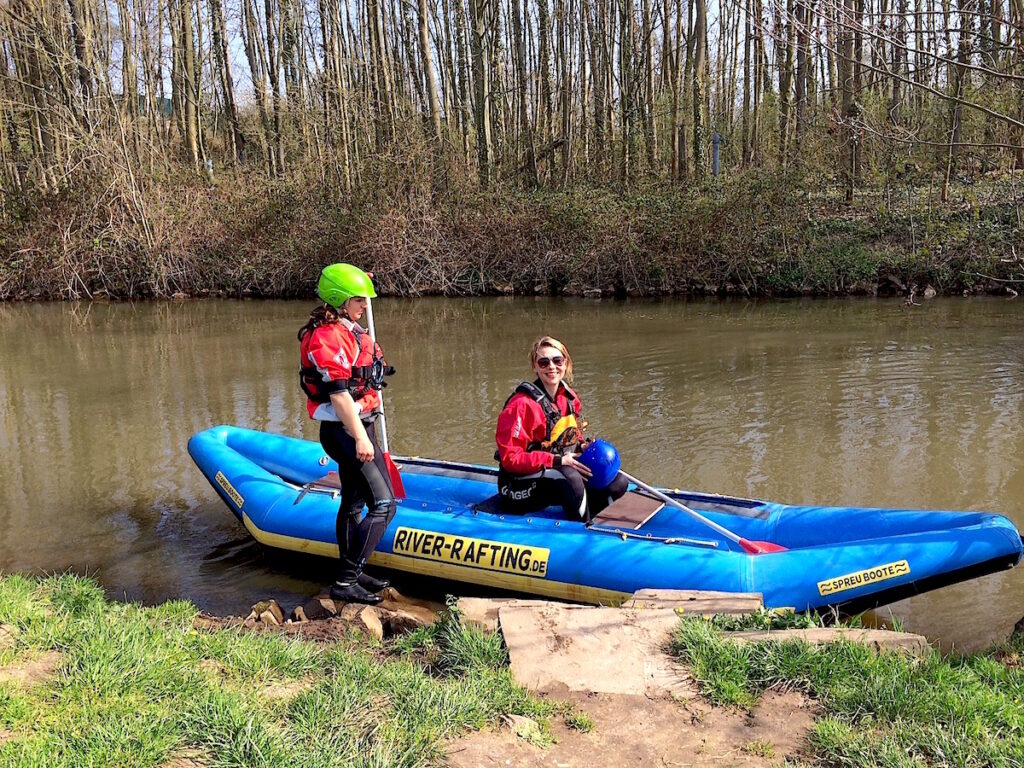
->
[2,172,1022,301]
[0,574,1021,767]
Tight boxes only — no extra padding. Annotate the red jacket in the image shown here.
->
[299,319,382,420]
[495,382,582,474]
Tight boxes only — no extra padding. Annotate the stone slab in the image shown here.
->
[457,597,568,633]
[498,604,695,697]
[623,589,764,615]
[725,627,930,657]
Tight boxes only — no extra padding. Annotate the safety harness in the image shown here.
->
[502,379,588,453]
[300,323,395,404]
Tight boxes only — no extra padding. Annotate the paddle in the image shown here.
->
[364,296,407,499]
[617,470,787,554]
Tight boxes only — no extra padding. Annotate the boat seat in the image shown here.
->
[590,491,664,530]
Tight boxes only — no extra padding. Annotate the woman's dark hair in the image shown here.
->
[297,304,340,341]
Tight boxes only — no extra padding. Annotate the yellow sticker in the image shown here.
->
[215,471,244,509]
[817,560,910,596]
[392,527,550,579]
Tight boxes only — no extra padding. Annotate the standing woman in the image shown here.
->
[298,264,396,605]
[495,336,628,521]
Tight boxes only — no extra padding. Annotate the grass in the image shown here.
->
[0,573,556,768]
[6,572,1024,767]
[672,613,1024,768]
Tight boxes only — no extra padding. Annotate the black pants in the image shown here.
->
[319,419,396,582]
[498,465,629,521]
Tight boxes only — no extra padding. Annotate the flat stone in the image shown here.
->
[290,606,309,623]
[458,597,561,633]
[725,627,930,657]
[498,604,696,697]
[623,589,764,615]
[258,610,280,626]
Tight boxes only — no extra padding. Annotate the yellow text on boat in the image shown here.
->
[392,527,550,579]
[817,560,910,596]
[216,471,244,509]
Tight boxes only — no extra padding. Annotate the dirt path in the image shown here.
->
[447,688,816,768]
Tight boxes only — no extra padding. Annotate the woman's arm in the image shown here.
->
[495,398,554,474]
[331,391,375,462]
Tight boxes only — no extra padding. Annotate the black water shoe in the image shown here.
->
[357,572,390,593]
[329,581,383,606]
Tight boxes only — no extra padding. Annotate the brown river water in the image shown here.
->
[0,297,1021,650]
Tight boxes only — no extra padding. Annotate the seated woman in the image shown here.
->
[495,336,628,521]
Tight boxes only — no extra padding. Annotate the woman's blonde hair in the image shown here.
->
[530,336,574,383]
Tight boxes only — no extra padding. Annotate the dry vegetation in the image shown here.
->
[0,0,1023,299]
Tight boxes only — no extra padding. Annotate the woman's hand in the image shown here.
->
[355,436,375,463]
[561,453,592,479]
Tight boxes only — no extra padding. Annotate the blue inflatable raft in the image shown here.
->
[188,425,1023,611]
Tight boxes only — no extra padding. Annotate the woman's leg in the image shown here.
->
[319,420,395,602]
[498,466,587,521]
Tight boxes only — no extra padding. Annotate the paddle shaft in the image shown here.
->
[618,470,755,550]
[364,297,390,454]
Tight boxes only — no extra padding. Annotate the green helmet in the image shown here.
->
[317,263,377,308]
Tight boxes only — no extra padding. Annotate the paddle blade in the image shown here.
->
[383,452,406,499]
[739,538,788,554]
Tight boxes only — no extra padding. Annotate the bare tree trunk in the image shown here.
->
[469,0,493,185]
[210,0,245,163]
[418,0,444,144]
[454,0,472,161]
[511,0,538,185]
[943,0,973,199]
[841,0,856,200]
[691,0,706,177]
[642,0,657,170]
[620,0,635,182]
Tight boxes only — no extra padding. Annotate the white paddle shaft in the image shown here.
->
[364,296,390,454]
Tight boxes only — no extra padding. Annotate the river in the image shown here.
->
[1,297,1021,650]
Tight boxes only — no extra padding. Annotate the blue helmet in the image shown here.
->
[578,439,622,490]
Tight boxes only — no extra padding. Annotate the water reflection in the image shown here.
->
[0,297,1021,649]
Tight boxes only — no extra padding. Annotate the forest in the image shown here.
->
[0,0,1022,298]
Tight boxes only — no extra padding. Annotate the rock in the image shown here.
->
[171,291,189,300]
[297,596,339,621]
[923,285,937,299]
[377,588,441,627]
[379,608,430,636]
[290,606,308,623]
[250,599,284,625]
[338,604,384,640]
[258,610,280,626]
[724,627,930,657]
[583,288,602,299]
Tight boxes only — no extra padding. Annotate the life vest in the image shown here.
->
[502,380,587,453]
[299,322,395,405]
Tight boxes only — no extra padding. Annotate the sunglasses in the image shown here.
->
[537,356,566,368]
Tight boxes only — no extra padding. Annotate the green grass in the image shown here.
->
[0,574,556,768]
[673,615,1024,768]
